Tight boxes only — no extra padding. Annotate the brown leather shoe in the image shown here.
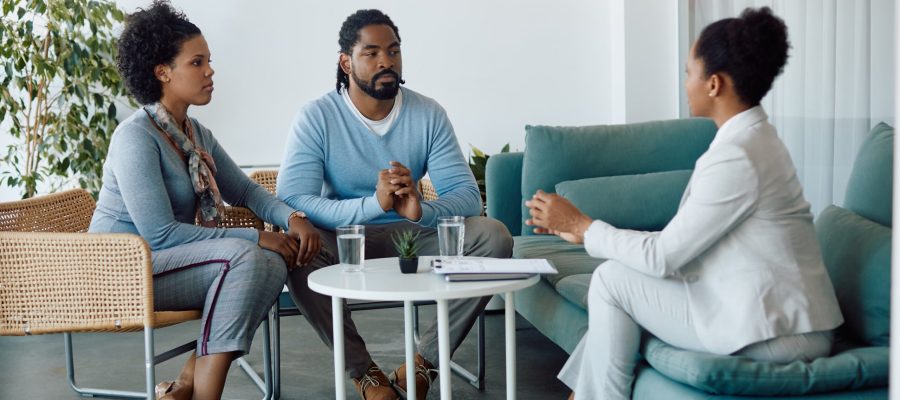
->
[389,353,438,399]
[353,363,400,400]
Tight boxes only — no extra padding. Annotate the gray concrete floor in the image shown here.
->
[0,304,571,399]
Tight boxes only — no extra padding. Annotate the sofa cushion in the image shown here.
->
[513,235,600,286]
[844,123,893,227]
[555,273,592,309]
[642,337,889,396]
[815,205,891,346]
[519,119,716,235]
[633,365,889,400]
[556,170,691,231]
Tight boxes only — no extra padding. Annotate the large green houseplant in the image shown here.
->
[468,143,510,207]
[0,0,129,198]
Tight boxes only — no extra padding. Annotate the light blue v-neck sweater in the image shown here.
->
[277,87,481,229]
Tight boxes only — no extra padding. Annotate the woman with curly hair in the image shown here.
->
[88,1,321,398]
[525,7,843,399]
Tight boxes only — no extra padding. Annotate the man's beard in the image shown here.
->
[352,69,403,100]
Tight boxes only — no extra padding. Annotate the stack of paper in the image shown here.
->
[433,258,557,282]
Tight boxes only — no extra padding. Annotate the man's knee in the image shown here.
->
[312,227,339,266]
[285,249,331,291]
[464,216,514,258]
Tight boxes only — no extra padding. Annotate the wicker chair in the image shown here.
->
[249,169,279,196]
[419,178,439,202]
[0,189,274,399]
[247,170,486,395]
[248,170,280,233]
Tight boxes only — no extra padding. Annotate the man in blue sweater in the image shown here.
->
[277,9,513,400]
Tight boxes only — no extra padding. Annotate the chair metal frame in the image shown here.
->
[267,298,486,399]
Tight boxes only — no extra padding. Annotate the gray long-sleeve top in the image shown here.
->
[89,109,296,251]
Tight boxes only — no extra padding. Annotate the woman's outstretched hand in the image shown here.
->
[525,190,593,244]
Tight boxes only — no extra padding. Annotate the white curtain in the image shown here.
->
[686,0,895,215]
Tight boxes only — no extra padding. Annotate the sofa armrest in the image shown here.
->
[486,152,524,236]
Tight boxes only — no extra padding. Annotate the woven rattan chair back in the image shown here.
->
[249,169,278,195]
[0,231,153,336]
[220,206,265,230]
[0,189,155,336]
[248,170,279,232]
[0,189,95,233]
[418,178,438,201]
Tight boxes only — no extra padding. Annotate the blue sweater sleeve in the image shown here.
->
[195,121,295,229]
[277,107,385,229]
[109,122,258,250]
[417,107,483,227]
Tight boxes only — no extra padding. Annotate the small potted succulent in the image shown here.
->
[392,229,421,274]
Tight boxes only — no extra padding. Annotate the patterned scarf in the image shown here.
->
[143,103,224,227]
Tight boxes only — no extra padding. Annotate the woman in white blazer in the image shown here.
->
[525,7,844,400]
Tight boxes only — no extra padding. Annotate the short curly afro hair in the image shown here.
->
[695,7,790,106]
[117,0,201,105]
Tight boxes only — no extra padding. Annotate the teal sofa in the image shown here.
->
[486,119,891,398]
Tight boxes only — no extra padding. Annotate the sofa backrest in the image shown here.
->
[518,119,717,235]
[844,122,894,227]
[815,122,893,347]
[555,169,693,232]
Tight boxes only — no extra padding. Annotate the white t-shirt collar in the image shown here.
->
[341,88,403,136]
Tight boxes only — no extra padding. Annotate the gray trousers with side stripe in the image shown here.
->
[286,216,513,378]
[152,237,287,358]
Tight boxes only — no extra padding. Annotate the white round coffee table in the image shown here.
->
[308,257,539,400]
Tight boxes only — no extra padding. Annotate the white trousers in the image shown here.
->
[557,260,833,400]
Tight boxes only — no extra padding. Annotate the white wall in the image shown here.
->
[114,0,617,166]
[1,1,683,201]
[616,0,681,123]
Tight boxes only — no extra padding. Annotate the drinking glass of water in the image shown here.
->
[437,216,465,260]
[337,225,365,272]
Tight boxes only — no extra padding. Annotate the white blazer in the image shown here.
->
[583,106,844,354]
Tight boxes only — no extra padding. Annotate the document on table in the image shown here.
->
[442,273,533,282]
[433,258,557,275]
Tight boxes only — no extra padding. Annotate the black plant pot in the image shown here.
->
[399,257,418,274]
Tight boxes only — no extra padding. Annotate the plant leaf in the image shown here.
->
[1,0,127,198]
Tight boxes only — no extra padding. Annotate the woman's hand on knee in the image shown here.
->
[258,231,300,269]
[287,218,321,267]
